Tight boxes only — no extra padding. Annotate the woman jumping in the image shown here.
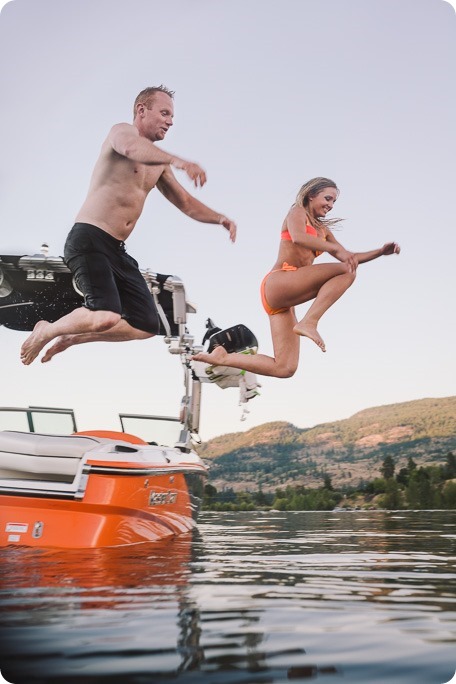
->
[193,177,400,378]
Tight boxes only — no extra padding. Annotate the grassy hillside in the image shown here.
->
[198,397,456,491]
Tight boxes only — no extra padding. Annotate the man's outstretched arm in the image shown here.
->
[157,166,237,243]
[108,123,207,187]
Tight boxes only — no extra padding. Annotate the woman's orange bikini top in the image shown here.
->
[281,223,326,257]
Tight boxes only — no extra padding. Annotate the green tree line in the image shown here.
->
[202,453,456,511]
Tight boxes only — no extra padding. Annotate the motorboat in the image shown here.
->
[0,246,259,548]
[0,409,206,548]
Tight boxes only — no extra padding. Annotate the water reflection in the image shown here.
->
[0,534,201,682]
[0,510,455,683]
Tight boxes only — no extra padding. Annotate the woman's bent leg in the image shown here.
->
[293,270,356,350]
[264,263,357,352]
[193,310,300,379]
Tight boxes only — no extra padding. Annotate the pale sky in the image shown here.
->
[0,0,455,441]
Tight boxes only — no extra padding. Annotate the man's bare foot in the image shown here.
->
[41,335,74,363]
[293,322,326,352]
[192,345,229,366]
[20,321,52,365]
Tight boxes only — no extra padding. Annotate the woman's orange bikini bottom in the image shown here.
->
[260,262,298,316]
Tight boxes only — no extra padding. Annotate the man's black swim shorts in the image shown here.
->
[64,223,161,334]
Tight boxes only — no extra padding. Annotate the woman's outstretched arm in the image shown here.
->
[355,242,401,264]
[326,231,400,265]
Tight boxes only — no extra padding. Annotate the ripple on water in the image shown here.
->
[0,510,455,684]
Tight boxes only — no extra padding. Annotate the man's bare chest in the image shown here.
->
[130,163,163,192]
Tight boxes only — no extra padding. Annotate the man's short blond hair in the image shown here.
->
[133,85,175,117]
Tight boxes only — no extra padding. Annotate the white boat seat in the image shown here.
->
[0,431,101,481]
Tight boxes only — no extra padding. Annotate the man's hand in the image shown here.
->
[218,215,237,243]
[171,157,207,187]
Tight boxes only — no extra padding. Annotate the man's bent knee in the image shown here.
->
[90,310,122,332]
[131,328,154,340]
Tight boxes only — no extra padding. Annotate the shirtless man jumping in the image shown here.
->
[20,85,236,365]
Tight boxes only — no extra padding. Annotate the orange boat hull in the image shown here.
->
[0,466,206,548]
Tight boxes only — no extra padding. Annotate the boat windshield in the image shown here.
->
[0,407,183,447]
[0,407,77,434]
[119,413,182,447]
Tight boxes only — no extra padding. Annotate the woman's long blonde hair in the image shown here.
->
[294,177,343,231]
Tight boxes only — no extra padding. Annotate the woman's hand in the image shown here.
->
[333,246,358,273]
[381,242,401,256]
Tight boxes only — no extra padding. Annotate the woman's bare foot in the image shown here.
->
[20,320,52,365]
[293,322,326,352]
[192,345,229,366]
[41,335,75,363]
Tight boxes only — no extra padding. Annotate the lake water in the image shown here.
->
[0,510,455,684]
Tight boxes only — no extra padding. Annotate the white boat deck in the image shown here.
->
[0,430,205,498]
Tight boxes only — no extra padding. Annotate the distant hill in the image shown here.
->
[198,397,456,492]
